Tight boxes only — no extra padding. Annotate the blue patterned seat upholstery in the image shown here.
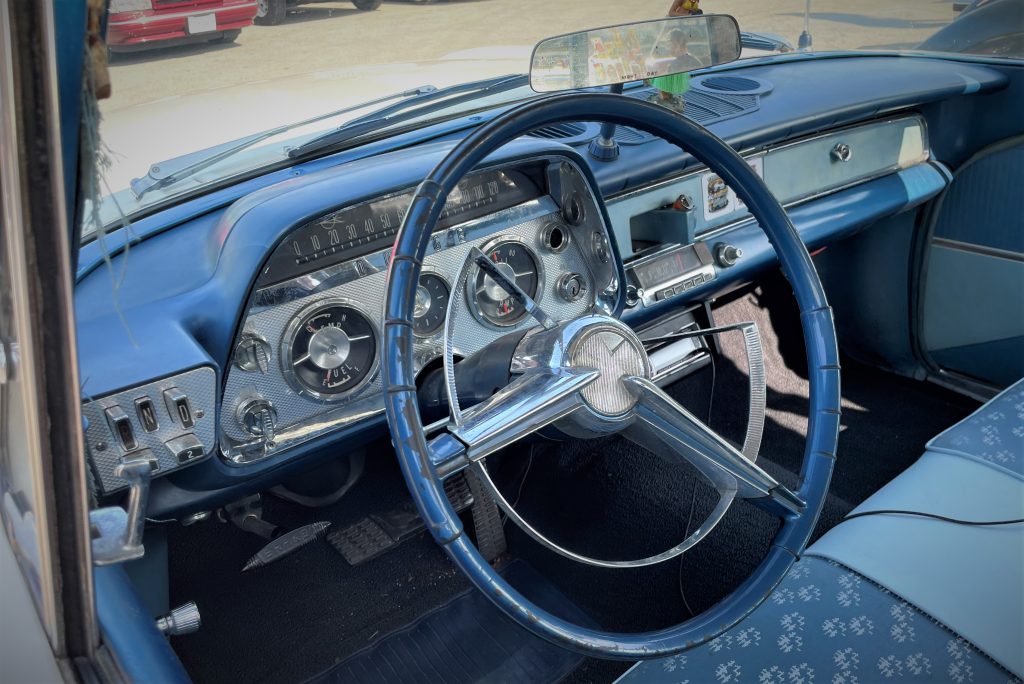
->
[618,378,1024,684]
[928,379,1024,480]
[620,556,1017,684]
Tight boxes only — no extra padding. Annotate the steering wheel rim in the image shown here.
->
[383,92,840,659]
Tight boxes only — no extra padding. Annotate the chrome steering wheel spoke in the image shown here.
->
[451,367,598,461]
[623,376,805,518]
[426,366,599,478]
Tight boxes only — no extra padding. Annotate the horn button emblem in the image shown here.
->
[569,327,650,416]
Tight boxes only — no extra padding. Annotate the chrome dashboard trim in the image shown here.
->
[607,113,929,243]
[250,197,554,311]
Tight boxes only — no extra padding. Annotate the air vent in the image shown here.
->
[613,126,655,145]
[527,122,589,140]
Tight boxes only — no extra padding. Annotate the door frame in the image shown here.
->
[0,0,100,679]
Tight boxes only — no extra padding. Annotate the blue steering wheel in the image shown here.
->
[383,93,840,658]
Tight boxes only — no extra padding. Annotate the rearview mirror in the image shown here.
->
[529,15,741,93]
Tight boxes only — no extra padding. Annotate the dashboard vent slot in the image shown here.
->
[680,91,753,124]
[613,126,655,145]
[527,122,590,141]
[627,86,762,128]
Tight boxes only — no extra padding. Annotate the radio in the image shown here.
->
[626,242,716,307]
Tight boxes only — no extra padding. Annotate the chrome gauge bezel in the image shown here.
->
[280,297,380,402]
[412,268,452,340]
[465,235,546,329]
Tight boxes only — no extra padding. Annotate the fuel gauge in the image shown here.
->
[283,302,377,400]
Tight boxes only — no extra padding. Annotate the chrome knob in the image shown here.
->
[234,333,271,374]
[831,142,852,163]
[155,601,201,637]
[237,397,277,447]
[715,243,743,268]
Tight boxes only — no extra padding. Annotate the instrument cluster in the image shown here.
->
[219,157,617,464]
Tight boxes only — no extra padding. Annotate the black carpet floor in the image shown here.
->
[167,278,977,684]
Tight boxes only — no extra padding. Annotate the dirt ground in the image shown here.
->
[105,0,955,112]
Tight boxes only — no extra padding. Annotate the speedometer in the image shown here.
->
[469,238,542,327]
[283,302,377,400]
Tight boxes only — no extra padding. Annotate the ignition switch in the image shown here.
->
[556,273,588,302]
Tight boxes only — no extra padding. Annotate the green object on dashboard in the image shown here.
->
[650,71,691,95]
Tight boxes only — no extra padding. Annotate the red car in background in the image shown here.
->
[107,0,257,52]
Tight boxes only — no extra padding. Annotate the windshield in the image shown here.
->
[89,0,1022,242]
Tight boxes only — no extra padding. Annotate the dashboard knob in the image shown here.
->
[715,243,743,268]
[155,602,201,637]
[234,333,271,374]
[237,397,278,447]
[831,142,852,163]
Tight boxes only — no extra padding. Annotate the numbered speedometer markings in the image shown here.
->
[285,304,377,399]
[470,239,541,327]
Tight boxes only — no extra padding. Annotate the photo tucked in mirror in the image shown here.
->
[529,15,741,93]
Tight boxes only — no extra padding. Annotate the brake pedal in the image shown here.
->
[327,473,474,566]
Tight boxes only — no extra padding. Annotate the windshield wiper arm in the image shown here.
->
[129,85,438,200]
[286,73,529,159]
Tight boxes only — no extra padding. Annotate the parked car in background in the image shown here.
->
[107,0,257,52]
[255,0,382,26]
[919,0,1023,56]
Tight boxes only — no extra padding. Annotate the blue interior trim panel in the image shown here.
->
[94,565,191,684]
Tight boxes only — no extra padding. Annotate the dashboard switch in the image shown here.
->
[714,243,743,268]
[163,388,195,429]
[164,434,205,465]
[237,397,278,447]
[105,406,138,452]
[234,332,271,374]
[135,397,159,432]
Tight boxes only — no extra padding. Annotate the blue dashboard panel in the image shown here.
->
[74,53,1015,515]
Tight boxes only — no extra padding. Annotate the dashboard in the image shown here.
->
[72,55,1013,509]
[220,158,616,464]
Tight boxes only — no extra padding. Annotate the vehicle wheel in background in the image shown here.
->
[254,0,286,25]
[214,29,242,43]
[352,0,382,9]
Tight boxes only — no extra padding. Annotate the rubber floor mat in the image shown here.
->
[303,562,593,684]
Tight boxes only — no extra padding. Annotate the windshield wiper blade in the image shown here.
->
[129,85,438,200]
[286,73,529,159]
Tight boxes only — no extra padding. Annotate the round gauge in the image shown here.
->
[413,273,450,337]
[285,303,377,399]
[470,239,542,327]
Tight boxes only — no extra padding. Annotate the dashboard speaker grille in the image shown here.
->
[699,76,762,92]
